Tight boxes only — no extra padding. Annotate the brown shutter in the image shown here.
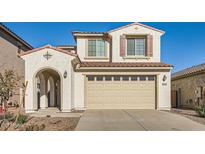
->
[146,35,153,57]
[120,35,126,57]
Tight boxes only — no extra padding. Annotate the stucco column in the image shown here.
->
[39,73,47,109]
[61,68,72,112]
[24,65,36,112]
[158,72,171,110]
[47,76,55,107]
[56,80,61,107]
[25,78,35,112]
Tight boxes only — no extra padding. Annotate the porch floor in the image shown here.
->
[29,107,83,118]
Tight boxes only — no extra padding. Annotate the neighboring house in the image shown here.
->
[172,63,205,109]
[19,22,172,113]
[0,23,33,104]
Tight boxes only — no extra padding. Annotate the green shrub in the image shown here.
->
[17,114,28,124]
[0,112,15,121]
[195,105,205,118]
[5,112,14,120]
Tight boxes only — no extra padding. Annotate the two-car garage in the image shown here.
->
[85,75,156,109]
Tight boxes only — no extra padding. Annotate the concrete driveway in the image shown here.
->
[75,110,205,131]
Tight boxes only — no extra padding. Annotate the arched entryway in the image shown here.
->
[34,68,61,110]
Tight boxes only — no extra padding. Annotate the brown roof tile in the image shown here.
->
[172,63,205,80]
[80,62,172,68]
[19,45,78,57]
[72,31,105,34]
[107,22,165,34]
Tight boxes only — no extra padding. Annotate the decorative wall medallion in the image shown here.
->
[43,51,52,60]
[135,26,138,30]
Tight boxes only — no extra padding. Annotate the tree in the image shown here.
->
[0,69,21,113]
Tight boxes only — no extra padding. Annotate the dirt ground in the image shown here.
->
[0,117,80,131]
[1,116,80,131]
[0,107,81,131]
[23,117,80,131]
[168,108,205,125]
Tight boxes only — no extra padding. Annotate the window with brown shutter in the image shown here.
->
[124,35,153,57]
[127,38,146,56]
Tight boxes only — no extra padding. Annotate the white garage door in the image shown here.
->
[86,75,156,109]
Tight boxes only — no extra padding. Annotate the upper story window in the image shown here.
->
[88,39,106,57]
[127,37,146,56]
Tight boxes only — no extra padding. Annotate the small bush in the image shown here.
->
[195,105,205,118]
[0,112,15,121]
[5,112,14,120]
[17,114,28,124]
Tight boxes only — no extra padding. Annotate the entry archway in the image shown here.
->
[34,68,61,110]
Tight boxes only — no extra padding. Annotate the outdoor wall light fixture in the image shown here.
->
[163,75,167,82]
[63,71,67,78]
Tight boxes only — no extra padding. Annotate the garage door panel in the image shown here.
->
[86,75,156,109]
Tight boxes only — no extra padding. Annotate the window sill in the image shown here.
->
[84,57,109,60]
[123,56,151,60]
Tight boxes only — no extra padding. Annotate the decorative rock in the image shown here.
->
[0,120,11,131]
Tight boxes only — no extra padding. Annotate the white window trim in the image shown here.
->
[86,39,108,59]
[125,38,148,58]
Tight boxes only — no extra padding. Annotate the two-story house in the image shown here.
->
[19,22,172,113]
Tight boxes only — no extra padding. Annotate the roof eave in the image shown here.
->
[0,23,33,49]
[107,22,165,34]
[77,66,172,70]
[72,31,109,41]
[19,44,78,57]
[172,70,205,81]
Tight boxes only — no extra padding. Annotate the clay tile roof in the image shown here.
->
[72,31,105,34]
[0,23,33,50]
[19,44,78,57]
[172,63,205,80]
[80,62,172,68]
[107,22,165,34]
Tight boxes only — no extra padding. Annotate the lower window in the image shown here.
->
[87,75,155,82]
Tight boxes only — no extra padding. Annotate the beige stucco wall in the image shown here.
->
[73,72,85,110]
[158,71,171,109]
[109,24,162,63]
[21,48,75,112]
[172,73,205,109]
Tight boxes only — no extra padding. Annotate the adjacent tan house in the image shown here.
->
[0,23,33,103]
[172,63,205,109]
[18,22,172,113]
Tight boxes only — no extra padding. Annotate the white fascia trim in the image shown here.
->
[77,67,172,70]
[74,34,104,37]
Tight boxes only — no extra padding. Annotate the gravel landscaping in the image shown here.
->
[0,116,80,131]
[0,107,82,131]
